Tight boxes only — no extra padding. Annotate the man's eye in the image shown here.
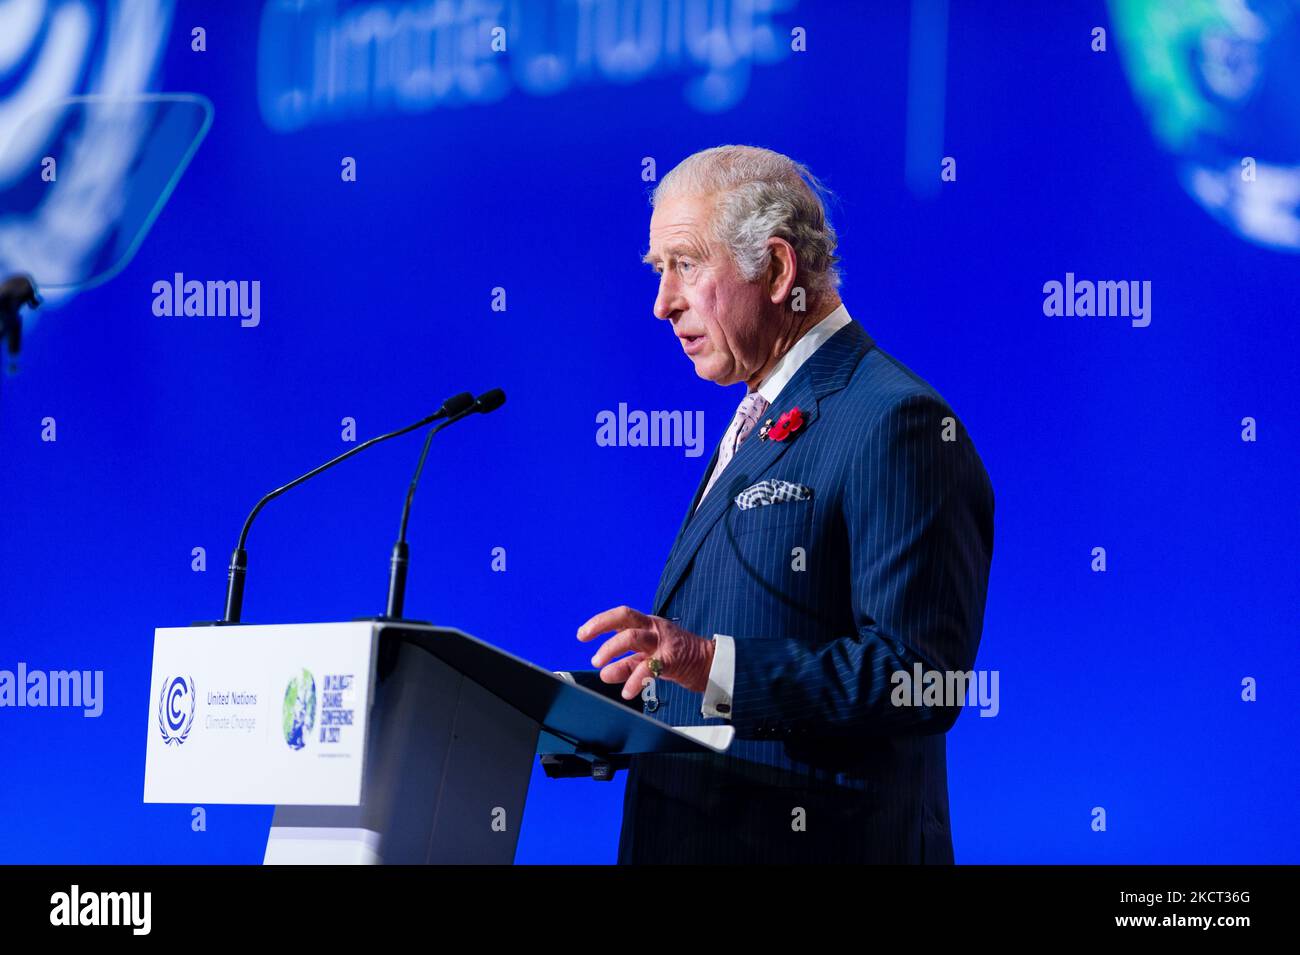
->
[678,260,694,273]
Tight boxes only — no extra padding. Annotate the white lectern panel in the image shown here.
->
[144,623,377,806]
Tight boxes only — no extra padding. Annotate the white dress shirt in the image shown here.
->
[700,302,853,720]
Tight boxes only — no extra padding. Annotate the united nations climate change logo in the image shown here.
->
[282,669,317,750]
[157,675,196,746]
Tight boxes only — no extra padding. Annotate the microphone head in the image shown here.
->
[473,388,506,414]
[0,273,39,308]
[441,392,476,418]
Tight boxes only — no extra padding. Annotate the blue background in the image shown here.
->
[1,0,1296,864]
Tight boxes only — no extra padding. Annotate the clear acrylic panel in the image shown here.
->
[0,93,213,293]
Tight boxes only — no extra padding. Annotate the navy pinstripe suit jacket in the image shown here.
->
[618,319,994,864]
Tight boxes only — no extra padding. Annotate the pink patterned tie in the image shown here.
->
[697,390,770,510]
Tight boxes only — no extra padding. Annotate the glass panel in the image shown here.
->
[0,93,213,293]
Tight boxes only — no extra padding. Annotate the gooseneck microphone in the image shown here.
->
[219,393,476,625]
[384,388,506,620]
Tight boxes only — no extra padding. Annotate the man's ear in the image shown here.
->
[765,237,799,304]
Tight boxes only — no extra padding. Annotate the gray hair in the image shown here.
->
[650,145,842,305]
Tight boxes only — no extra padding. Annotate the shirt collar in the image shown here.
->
[755,302,853,406]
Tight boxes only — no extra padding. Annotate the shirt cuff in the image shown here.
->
[701,634,736,720]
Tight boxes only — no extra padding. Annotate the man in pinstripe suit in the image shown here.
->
[578,145,994,863]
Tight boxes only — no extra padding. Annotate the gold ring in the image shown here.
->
[648,657,663,677]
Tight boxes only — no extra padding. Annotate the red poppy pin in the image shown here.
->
[759,406,805,442]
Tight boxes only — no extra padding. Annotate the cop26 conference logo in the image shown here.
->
[0,0,175,298]
[157,675,196,746]
[282,669,316,750]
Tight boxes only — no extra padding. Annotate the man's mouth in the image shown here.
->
[679,332,707,355]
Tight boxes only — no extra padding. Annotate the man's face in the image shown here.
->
[645,193,774,387]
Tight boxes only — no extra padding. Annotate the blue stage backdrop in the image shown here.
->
[0,0,1296,864]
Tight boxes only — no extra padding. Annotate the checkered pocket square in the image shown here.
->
[734,479,813,510]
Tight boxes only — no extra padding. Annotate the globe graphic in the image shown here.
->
[1111,0,1300,251]
[282,669,317,750]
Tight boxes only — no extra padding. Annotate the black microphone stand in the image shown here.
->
[0,275,40,386]
[382,412,467,621]
[377,388,506,622]
[209,405,457,626]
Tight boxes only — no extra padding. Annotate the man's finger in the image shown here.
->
[576,605,651,642]
[598,652,647,685]
[590,628,656,668]
[621,659,655,700]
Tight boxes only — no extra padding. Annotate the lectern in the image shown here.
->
[143,621,733,864]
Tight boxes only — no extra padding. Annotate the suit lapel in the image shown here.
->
[652,438,722,602]
[652,320,875,616]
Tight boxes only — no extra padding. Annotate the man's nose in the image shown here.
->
[653,272,684,321]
